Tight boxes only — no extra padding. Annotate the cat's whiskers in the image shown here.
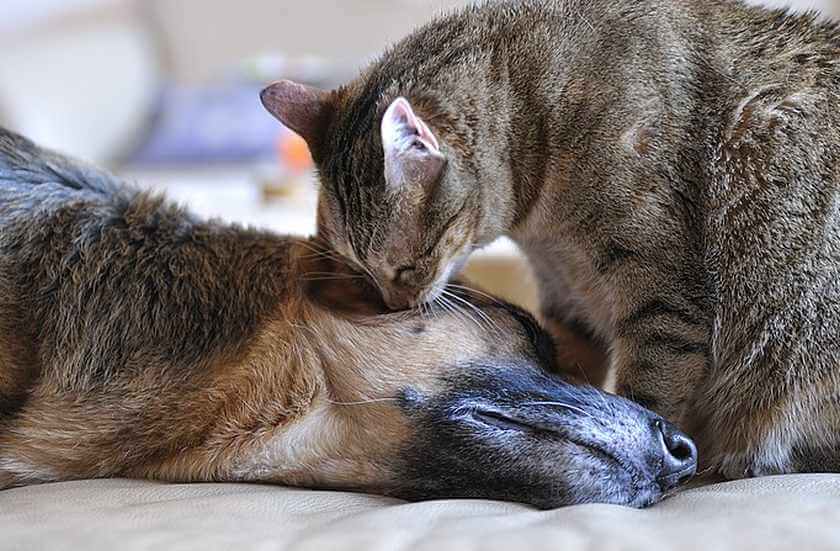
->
[343,244,379,288]
[356,260,380,290]
[298,246,360,268]
[295,241,385,293]
[297,241,363,267]
[438,291,495,335]
[433,295,464,327]
[445,283,504,306]
[296,240,336,257]
[300,251,346,262]
[419,300,434,323]
[441,288,499,334]
[434,293,468,327]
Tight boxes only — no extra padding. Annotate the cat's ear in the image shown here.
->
[261,80,334,153]
[381,98,445,190]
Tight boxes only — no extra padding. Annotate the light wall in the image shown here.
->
[147,0,471,84]
[148,0,840,84]
[4,0,840,86]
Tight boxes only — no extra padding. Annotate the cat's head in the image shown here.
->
[262,80,497,310]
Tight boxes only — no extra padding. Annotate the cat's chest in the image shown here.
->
[513,232,620,341]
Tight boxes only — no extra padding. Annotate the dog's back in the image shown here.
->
[0,129,297,487]
[0,130,125,415]
[0,129,293,393]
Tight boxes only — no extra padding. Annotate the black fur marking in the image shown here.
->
[595,241,640,274]
[395,363,675,509]
[640,333,709,356]
[617,299,703,335]
[506,304,558,372]
[792,442,840,473]
[566,317,604,344]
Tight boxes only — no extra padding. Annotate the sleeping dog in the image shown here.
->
[0,128,695,508]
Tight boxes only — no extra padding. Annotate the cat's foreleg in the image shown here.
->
[612,300,711,427]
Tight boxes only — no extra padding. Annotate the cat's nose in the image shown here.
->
[379,265,424,309]
[381,285,419,310]
[395,266,420,286]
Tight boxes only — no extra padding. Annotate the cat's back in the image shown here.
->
[699,2,840,378]
[707,5,840,197]
[371,0,663,75]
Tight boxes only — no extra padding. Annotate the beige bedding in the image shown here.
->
[3,475,838,550]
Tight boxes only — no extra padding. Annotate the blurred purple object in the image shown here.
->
[128,83,289,165]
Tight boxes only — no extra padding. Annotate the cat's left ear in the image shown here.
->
[381,98,446,190]
[261,80,334,156]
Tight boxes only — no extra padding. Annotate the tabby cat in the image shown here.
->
[261,0,840,479]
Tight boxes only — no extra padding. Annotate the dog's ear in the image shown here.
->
[261,80,335,156]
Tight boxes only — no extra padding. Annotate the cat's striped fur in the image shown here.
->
[262,0,840,478]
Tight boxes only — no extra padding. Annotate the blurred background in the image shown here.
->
[0,0,483,237]
[1,0,837,310]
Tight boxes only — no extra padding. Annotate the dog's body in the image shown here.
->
[0,129,695,508]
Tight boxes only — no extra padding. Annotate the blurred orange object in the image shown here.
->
[259,131,316,204]
[278,132,313,173]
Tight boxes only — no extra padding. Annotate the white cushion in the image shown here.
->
[3,475,839,550]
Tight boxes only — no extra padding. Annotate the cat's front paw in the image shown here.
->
[716,450,790,480]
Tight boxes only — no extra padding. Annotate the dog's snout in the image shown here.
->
[655,420,698,490]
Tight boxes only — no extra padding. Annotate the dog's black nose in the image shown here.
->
[655,420,698,490]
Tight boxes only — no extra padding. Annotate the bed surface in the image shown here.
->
[4,475,838,550]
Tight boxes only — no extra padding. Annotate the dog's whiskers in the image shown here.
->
[519,400,597,421]
[327,397,400,406]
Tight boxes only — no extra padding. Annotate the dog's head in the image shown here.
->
[255,244,697,509]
